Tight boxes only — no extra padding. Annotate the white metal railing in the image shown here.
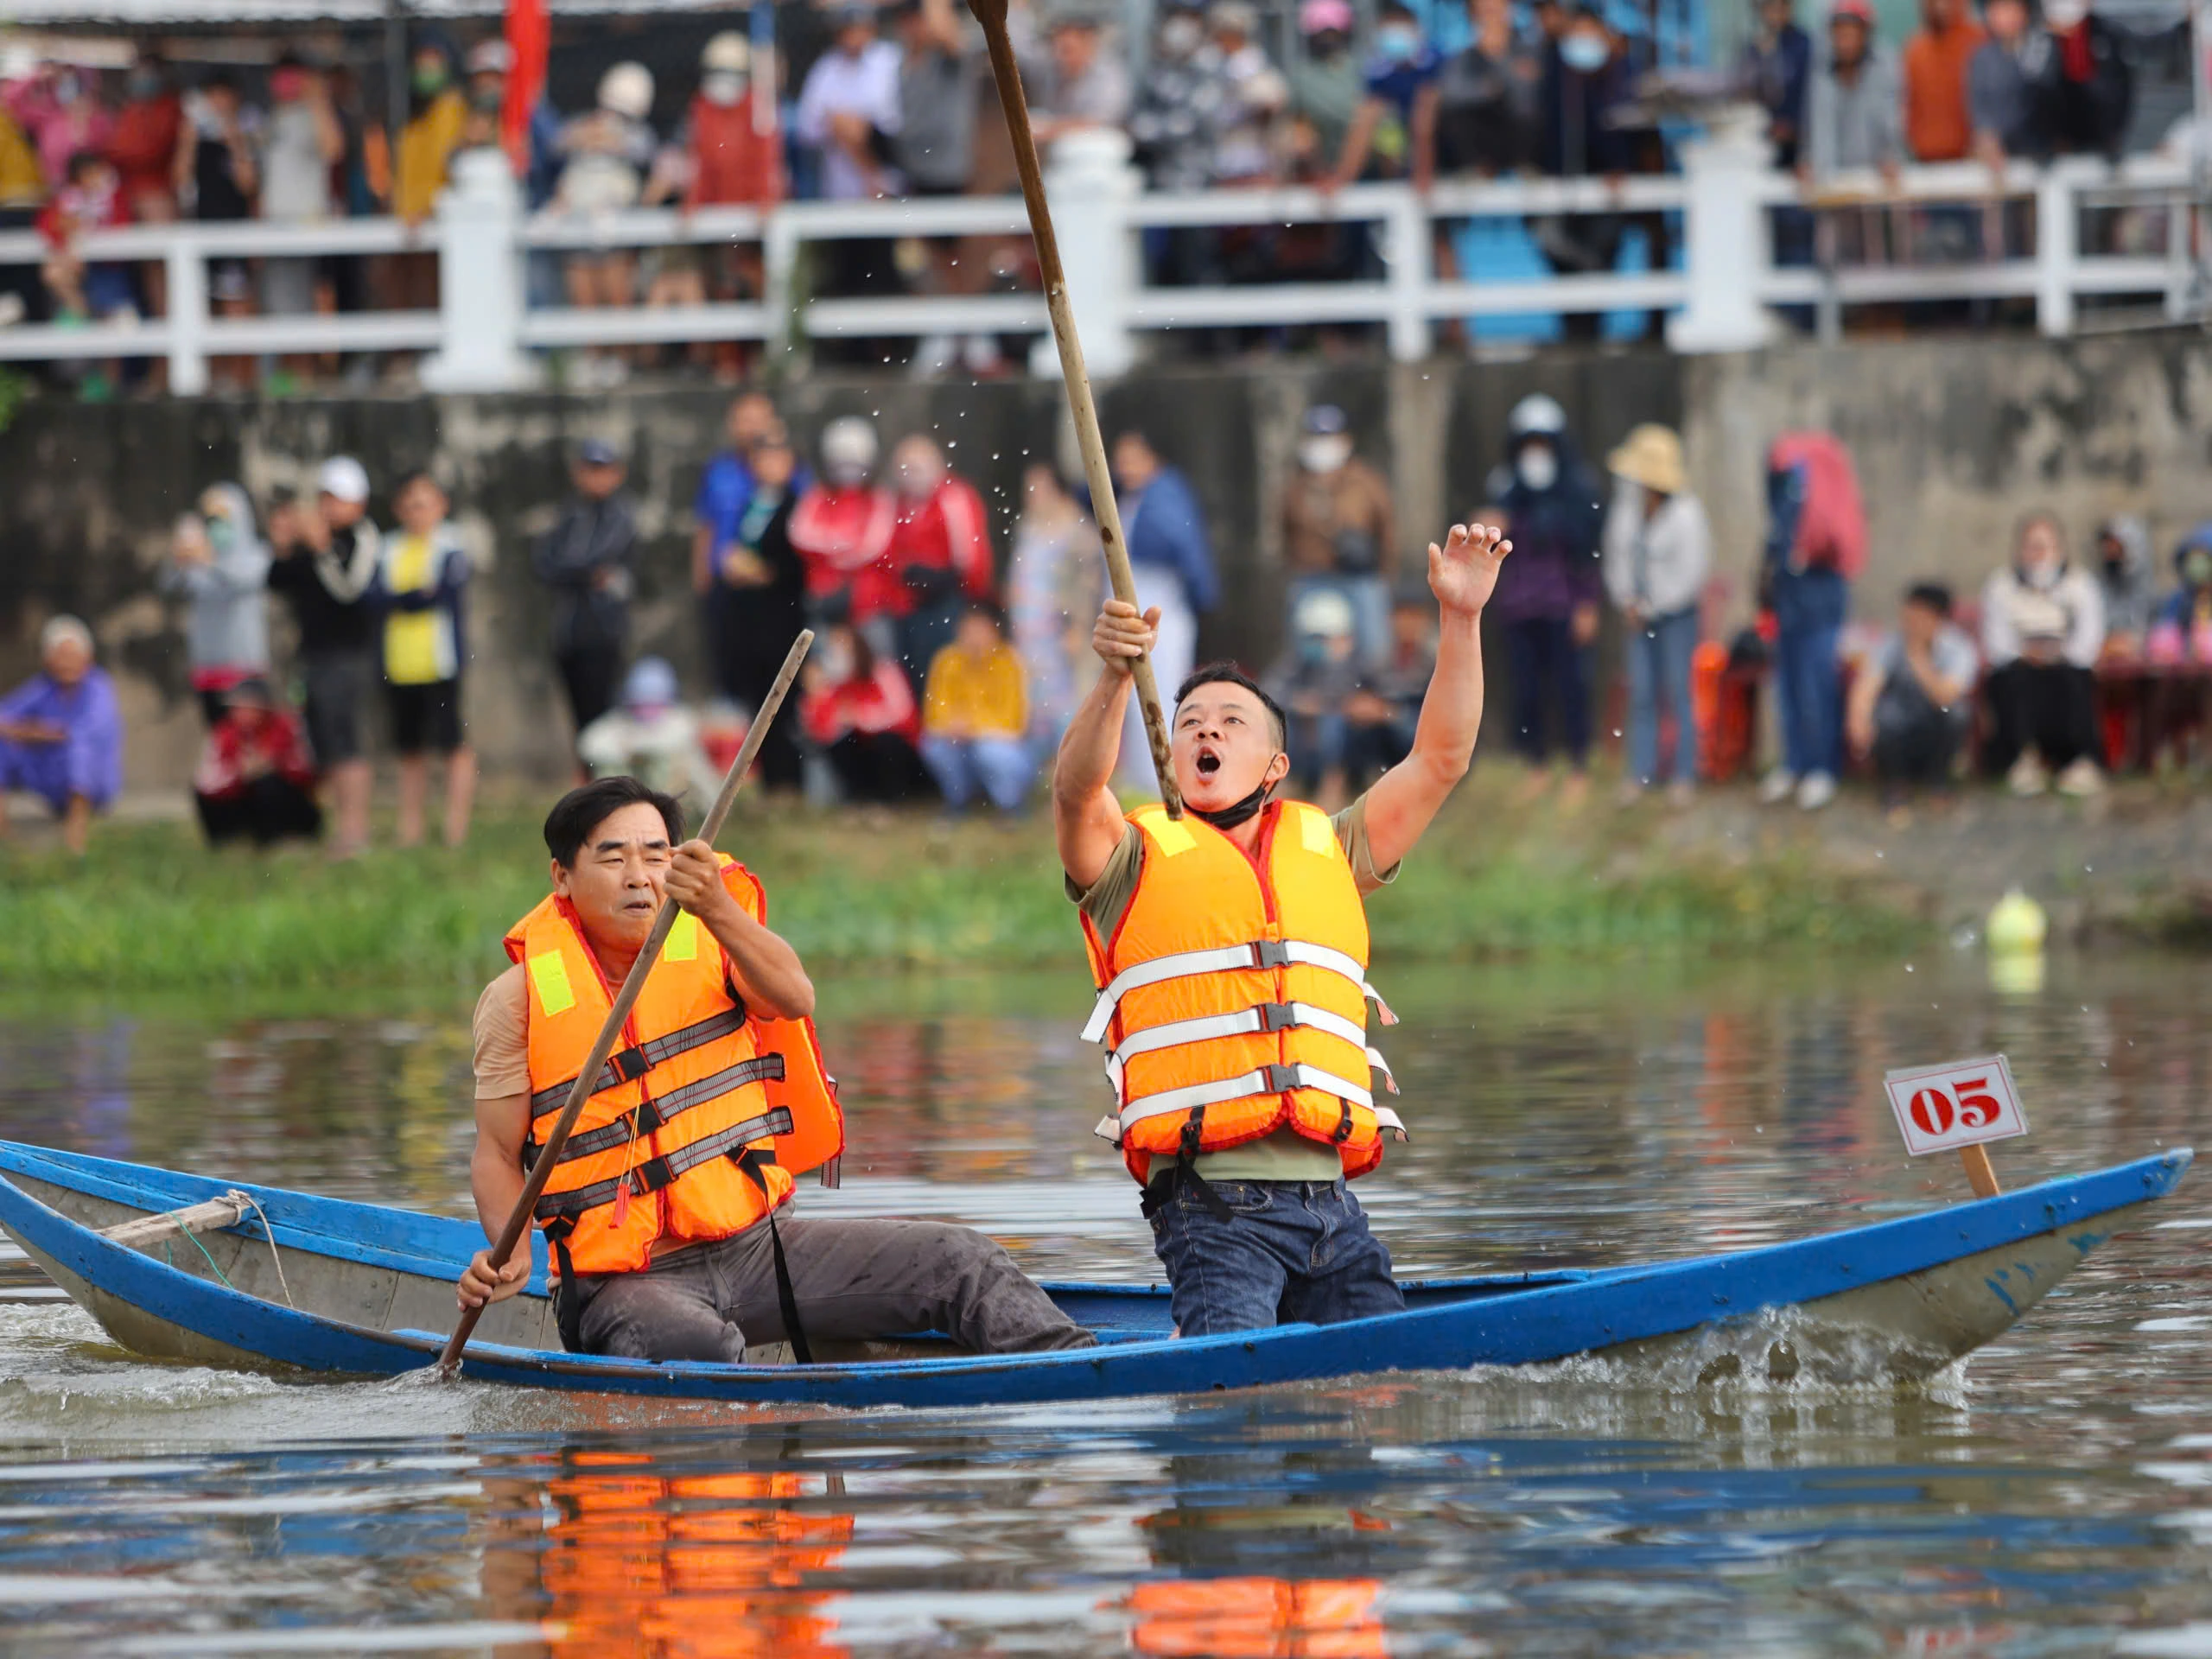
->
[0,121,2196,393]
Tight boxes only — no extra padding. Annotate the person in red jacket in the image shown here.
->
[884,433,995,683]
[788,416,899,641]
[799,615,931,803]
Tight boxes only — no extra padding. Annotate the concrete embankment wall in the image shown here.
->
[3,331,2206,791]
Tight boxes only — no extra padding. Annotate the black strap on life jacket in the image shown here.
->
[734,1148,813,1365]
[532,1105,795,1228]
[545,1228,584,1353]
[527,1007,753,1120]
[1138,1108,1234,1224]
[526,1054,787,1168]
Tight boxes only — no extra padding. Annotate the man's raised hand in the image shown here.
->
[1092,599,1162,677]
[1428,521,1512,617]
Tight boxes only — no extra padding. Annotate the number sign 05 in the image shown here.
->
[1883,1055,2027,1157]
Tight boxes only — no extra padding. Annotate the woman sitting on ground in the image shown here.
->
[1980,512,2105,798]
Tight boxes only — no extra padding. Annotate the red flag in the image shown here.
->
[503,0,549,175]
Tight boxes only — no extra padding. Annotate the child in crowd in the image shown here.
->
[919,603,1033,814]
[378,472,477,847]
[578,657,720,798]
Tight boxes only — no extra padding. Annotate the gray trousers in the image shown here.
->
[571,1212,1095,1363]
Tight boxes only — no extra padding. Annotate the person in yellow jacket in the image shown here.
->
[1052,519,1510,1337]
[458,774,1093,1363]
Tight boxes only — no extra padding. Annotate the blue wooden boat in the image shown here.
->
[0,1138,2189,1408]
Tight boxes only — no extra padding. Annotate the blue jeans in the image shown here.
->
[1625,606,1700,786]
[1771,565,1847,779]
[1147,1177,1404,1337]
[1503,615,1591,766]
[919,734,1035,812]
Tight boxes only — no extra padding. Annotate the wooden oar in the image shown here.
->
[433,628,815,1378]
[968,0,1182,818]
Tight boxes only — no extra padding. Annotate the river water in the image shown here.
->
[0,950,2208,1656]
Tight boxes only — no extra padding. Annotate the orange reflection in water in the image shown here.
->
[1126,1579,1389,1658]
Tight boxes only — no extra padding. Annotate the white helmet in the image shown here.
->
[702,31,751,74]
[820,416,879,484]
[596,61,654,120]
[1507,392,1568,439]
[1293,588,1356,639]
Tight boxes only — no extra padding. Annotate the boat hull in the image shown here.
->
[0,1140,2189,1408]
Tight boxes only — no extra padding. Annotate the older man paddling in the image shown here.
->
[1053,520,1510,1338]
[459,775,1093,1362]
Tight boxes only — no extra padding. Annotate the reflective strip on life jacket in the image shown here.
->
[528,1007,752,1120]
[1104,1002,1396,1094]
[534,1105,795,1230]
[1110,1062,1401,1134]
[1081,939,1390,1045]
[531,1054,788,1168]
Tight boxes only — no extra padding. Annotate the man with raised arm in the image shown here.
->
[1053,521,1510,1337]
[458,774,1092,1363]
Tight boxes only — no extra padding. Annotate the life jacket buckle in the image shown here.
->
[1251,940,1292,971]
[1262,1062,1299,1094]
[607,1046,650,1084]
[1255,1001,1295,1033]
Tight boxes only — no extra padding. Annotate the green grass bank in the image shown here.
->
[0,773,1929,993]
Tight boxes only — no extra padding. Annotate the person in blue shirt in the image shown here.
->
[1323,0,1443,190]
[0,615,124,856]
[1107,429,1219,791]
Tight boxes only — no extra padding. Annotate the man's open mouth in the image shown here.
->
[1195,748,1222,778]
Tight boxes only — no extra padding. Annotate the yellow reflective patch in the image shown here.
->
[665,911,701,963]
[1136,809,1198,859]
[527,950,575,1018]
[1297,804,1337,857]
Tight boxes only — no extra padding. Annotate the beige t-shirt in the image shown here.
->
[473,964,532,1100]
[1068,796,1399,1185]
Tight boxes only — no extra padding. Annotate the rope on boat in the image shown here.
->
[222,1189,296,1311]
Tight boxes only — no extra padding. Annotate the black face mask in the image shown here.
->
[1191,774,1277,831]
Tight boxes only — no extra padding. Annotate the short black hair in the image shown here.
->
[544,777,685,867]
[1173,661,1287,750]
[1904,582,1953,617]
[394,467,444,501]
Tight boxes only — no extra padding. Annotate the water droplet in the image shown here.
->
[1904,963,1915,973]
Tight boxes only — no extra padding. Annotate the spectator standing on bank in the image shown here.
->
[1980,512,2104,796]
[2149,526,2212,664]
[266,456,380,857]
[0,616,122,856]
[1108,428,1218,787]
[1807,0,1904,182]
[1602,424,1709,803]
[163,483,271,724]
[2095,515,2157,655]
[1286,0,1365,187]
[1326,1,1441,189]
[390,41,466,315]
[796,3,904,332]
[533,438,638,753]
[1344,590,1437,789]
[1208,3,1288,187]
[378,470,476,847]
[698,420,808,791]
[192,677,322,848]
[801,616,931,804]
[1005,461,1101,761]
[1742,0,1814,168]
[887,433,995,684]
[1903,0,1986,162]
[1759,430,1865,810]
[555,63,657,387]
[37,150,133,351]
[1491,393,1603,802]
[0,100,44,329]
[10,60,112,194]
[1531,3,1637,338]
[1846,582,1976,815]
[1432,0,1541,183]
[1281,404,1395,671]
[695,393,773,679]
[790,416,899,643]
[920,603,1034,814]
[175,71,257,383]
[1032,7,1134,145]
[1969,0,2051,163]
[107,52,181,221]
[1265,586,1363,810]
[257,55,343,385]
[1130,0,1221,194]
[578,656,719,798]
[2037,0,2133,158]
[671,33,784,379]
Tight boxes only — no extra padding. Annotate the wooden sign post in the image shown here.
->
[1883,1055,2029,1199]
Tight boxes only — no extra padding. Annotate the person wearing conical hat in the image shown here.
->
[1600,423,1710,806]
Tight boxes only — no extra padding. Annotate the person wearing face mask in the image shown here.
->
[1487,393,1604,804]
[883,434,995,688]
[2146,527,2212,671]
[789,416,900,651]
[105,53,181,226]
[2028,0,2132,159]
[1325,1,1441,194]
[386,40,467,328]
[1281,405,1395,673]
[1287,0,1365,183]
[257,55,342,357]
[704,422,810,792]
[1102,429,1220,791]
[2094,516,2156,657]
[1530,4,1633,340]
[162,484,273,726]
[1052,518,1511,1338]
[1979,512,2105,797]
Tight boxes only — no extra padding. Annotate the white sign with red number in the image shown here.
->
[1884,1055,2029,1156]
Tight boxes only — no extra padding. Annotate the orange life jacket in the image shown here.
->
[1078,801,1404,1185]
[505,855,844,1277]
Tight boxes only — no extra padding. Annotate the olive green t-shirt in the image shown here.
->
[1067,796,1399,1185]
